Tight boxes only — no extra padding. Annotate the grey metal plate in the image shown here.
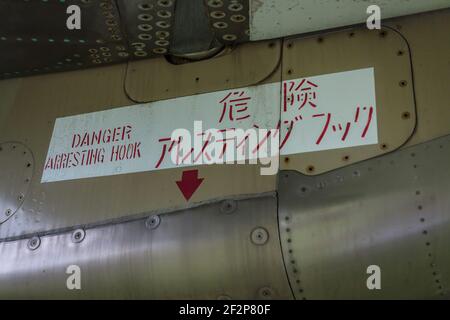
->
[0,0,252,79]
[279,135,450,299]
[0,0,128,78]
[0,194,293,299]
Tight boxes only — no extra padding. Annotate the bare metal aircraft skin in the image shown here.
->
[0,2,450,299]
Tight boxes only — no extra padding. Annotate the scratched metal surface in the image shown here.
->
[250,0,450,41]
[0,194,293,299]
[279,134,450,299]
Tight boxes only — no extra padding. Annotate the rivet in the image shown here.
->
[213,21,228,29]
[222,34,237,41]
[157,10,172,18]
[402,111,411,119]
[220,200,237,214]
[138,13,153,22]
[153,47,167,54]
[208,0,223,8]
[228,3,243,11]
[5,209,12,216]
[138,3,153,10]
[399,80,408,87]
[156,20,171,28]
[158,0,173,7]
[155,31,170,39]
[230,14,245,22]
[146,215,161,230]
[138,24,153,32]
[251,227,269,245]
[27,236,41,251]
[71,228,86,243]
[258,287,274,299]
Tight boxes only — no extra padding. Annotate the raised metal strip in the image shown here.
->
[0,194,293,299]
[279,134,450,299]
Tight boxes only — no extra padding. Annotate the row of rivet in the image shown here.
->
[22,197,277,299]
[131,0,174,57]
[206,0,249,43]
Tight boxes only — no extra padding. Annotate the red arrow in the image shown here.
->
[176,170,204,201]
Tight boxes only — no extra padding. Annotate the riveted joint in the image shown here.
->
[220,200,237,214]
[146,214,161,230]
[251,227,269,245]
[258,286,274,300]
[27,236,41,251]
[71,228,86,243]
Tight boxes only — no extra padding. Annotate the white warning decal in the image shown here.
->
[42,68,377,182]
